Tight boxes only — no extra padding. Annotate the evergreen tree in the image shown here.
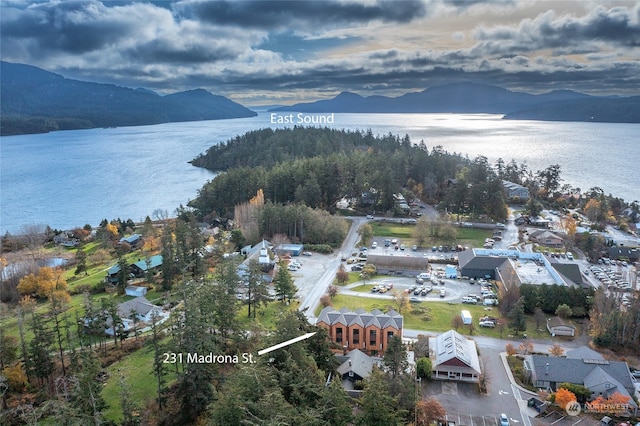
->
[69,348,107,425]
[508,297,527,335]
[356,368,401,426]
[273,263,297,303]
[28,313,54,387]
[383,335,408,378]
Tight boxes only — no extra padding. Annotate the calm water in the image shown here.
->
[1,113,638,234]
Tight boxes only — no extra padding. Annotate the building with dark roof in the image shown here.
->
[365,253,429,275]
[316,307,403,356]
[524,354,637,412]
[336,349,376,382]
[608,246,640,262]
[458,248,584,287]
[428,330,481,382]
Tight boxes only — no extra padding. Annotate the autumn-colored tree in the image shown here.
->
[392,289,411,314]
[519,340,534,355]
[505,343,516,356]
[327,285,339,299]
[555,387,577,409]
[451,315,463,330]
[549,344,564,357]
[106,222,119,238]
[17,267,68,299]
[143,235,160,253]
[416,398,446,426]
[561,216,578,236]
[2,363,28,392]
[590,392,631,408]
[336,264,349,285]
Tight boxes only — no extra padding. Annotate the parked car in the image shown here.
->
[479,320,495,328]
[462,297,477,304]
[417,272,430,280]
[500,413,509,426]
[372,241,378,249]
[302,251,312,256]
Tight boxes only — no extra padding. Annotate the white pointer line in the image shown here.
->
[258,332,317,356]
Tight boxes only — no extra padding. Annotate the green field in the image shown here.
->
[317,294,509,337]
[371,222,492,248]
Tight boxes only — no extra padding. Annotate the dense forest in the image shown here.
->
[189,126,508,223]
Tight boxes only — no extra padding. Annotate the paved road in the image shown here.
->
[298,217,365,322]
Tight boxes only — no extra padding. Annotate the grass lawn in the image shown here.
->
[318,294,509,338]
[102,342,174,422]
[237,299,300,330]
[371,222,492,249]
[371,222,414,239]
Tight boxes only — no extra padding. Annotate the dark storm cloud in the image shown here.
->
[182,0,427,30]
[1,1,138,54]
[474,4,640,52]
[125,40,238,64]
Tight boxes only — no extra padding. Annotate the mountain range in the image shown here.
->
[271,82,640,123]
[0,61,257,136]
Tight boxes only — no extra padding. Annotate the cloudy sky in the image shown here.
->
[2,0,639,105]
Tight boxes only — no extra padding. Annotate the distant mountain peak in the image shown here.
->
[0,61,256,136]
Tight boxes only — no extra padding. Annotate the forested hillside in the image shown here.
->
[0,61,257,135]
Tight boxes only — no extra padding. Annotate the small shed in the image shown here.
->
[125,286,148,297]
[547,316,576,337]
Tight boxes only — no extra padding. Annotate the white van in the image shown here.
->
[461,310,472,325]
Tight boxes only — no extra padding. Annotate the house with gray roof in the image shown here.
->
[502,180,530,200]
[105,296,163,336]
[316,307,403,356]
[336,349,376,382]
[524,354,637,413]
[428,330,481,383]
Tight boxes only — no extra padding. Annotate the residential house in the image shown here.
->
[119,233,142,248]
[106,254,163,284]
[129,254,163,277]
[546,316,576,337]
[105,296,162,335]
[524,352,637,414]
[529,230,564,247]
[502,180,530,200]
[428,329,481,383]
[316,307,403,356]
[336,349,376,382]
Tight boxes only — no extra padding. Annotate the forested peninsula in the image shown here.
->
[188,126,509,222]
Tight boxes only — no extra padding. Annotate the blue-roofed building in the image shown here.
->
[106,254,163,283]
[119,233,142,248]
[130,255,163,277]
[277,244,304,257]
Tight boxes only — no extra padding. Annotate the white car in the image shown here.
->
[372,241,378,248]
[416,272,430,280]
[479,320,495,328]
